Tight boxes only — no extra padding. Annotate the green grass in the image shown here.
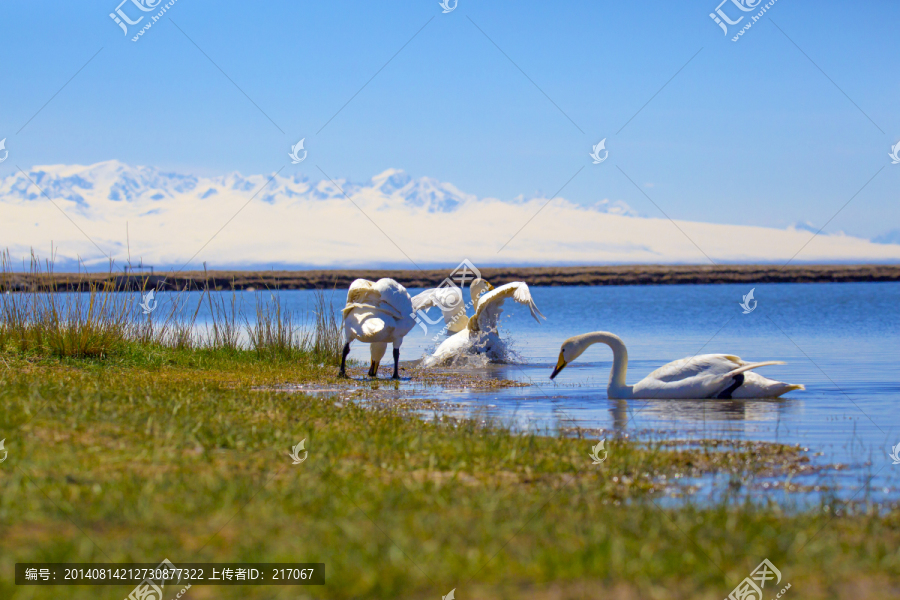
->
[0,349,898,600]
[0,251,344,363]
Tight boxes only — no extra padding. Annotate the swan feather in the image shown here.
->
[469,282,544,332]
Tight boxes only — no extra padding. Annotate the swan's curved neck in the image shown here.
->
[580,332,633,399]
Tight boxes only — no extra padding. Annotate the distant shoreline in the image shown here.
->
[5,264,900,292]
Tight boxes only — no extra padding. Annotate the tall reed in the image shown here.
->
[246,291,302,359]
[0,251,132,357]
[310,288,343,365]
[0,251,345,364]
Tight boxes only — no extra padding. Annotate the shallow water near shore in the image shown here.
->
[169,281,900,502]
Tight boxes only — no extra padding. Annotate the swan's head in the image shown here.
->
[469,278,494,305]
[550,334,593,380]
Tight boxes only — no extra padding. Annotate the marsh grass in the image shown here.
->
[0,251,133,357]
[244,288,342,365]
[310,287,343,365]
[0,363,897,600]
[0,252,343,364]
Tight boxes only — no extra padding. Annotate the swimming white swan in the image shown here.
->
[421,281,545,368]
[341,278,416,378]
[550,331,804,399]
[411,278,494,334]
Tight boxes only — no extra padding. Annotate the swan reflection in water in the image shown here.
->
[605,397,789,433]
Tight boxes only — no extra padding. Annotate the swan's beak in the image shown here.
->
[550,352,567,380]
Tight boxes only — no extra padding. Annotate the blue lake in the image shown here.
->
[150,282,900,502]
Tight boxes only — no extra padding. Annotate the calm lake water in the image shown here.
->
[154,282,900,502]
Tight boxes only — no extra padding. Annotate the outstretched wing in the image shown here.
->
[411,287,463,313]
[412,286,467,332]
[469,281,544,331]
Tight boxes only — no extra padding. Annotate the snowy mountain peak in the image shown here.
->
[2,161,896,269]
[370,168,412,194]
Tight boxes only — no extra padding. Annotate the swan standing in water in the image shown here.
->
[340,278,416,379]
[411,278,494,334]
[420,281,545,368]
[550,331,804,399]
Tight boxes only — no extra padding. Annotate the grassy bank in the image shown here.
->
[1,351,899,600]
[2,256,899,599]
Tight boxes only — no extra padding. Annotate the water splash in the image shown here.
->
[421,329,525,368]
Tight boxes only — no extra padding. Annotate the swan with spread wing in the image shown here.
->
[550,331,804,399]
[410,278,494,334]
[341,278,416,379]
[420,279,545,368]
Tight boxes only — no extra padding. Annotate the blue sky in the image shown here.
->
[1,0,897,240]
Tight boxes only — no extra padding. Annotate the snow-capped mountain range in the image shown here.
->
[1,160,898,269]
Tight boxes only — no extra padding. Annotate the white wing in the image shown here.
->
[343,278,415,338]
[373,278,414,325]
[469,281,544,331]
[634,354,790,399]
[411,287,463,313]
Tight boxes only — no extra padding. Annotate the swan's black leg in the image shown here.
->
[392,348,400,379]
[716,373,744,399]
[338,342,351,377]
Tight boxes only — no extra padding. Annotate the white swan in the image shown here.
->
[341,278,416,378]
[550,331,804,399]
[421,281,545,368]
[411,278,494,334]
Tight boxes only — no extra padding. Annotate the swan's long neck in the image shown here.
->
[579,332,632,398]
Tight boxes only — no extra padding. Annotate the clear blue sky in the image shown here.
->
[1,0,897,239]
